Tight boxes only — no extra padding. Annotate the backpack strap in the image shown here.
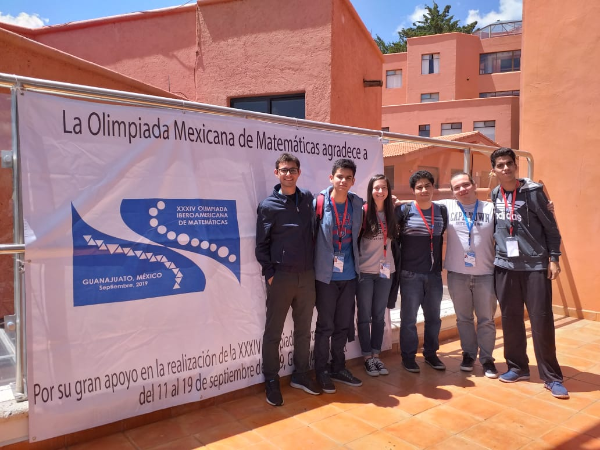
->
[439,203,448,234]
[316,193,325,221]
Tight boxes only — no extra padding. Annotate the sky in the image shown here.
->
[0,0,522,39]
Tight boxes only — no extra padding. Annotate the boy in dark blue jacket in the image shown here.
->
[255,153,321,406]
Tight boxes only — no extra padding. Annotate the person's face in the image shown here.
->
[372,179,389,203]
[451,174,477,204]
[493,156,518,184]
[274,161,300,189]
[413,178,434,202]
[330,168,355,195]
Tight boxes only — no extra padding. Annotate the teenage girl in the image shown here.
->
[356,174,397,376]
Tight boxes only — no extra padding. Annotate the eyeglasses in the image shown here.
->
[278,168,299,175]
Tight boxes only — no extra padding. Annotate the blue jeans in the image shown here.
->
[447,272,497,364]
[356,273,393,356]
[399,270,443,360]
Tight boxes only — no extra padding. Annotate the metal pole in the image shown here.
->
[463,148,472,174]
[0,244,25,254]
[11,85,27,401]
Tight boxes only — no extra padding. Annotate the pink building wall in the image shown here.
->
[330,0,383,129]
[382,53,407,106]
[520,0,600,316]
[382,96,519,148]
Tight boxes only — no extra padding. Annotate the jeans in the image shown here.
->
[399,270,443,360]
[447,271,497,363]
[356,273,392,356]
[314,278,357,373]
[262,270,316,380]
[494,267,563,382]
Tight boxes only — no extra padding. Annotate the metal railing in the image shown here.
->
[0,72,534,400]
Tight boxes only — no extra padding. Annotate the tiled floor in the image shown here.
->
[34,317,600,448]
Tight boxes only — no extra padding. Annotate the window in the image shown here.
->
[479,90,520,98]
[422,53,440,74]
[230,94,305,119]
[441,122,462,136]
[479,51,521,74]
[384,166,395,190]
[420,93,439,103]
[381,127,389,132]
[386,70,402,88]
[422,54,440,74]
[474,120,496,141]
[418,124,430,137]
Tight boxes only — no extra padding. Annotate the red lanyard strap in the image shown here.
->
[415,202,434,253]
[331,197,349,252]
[500,181,519,236]
[376,213,388,258]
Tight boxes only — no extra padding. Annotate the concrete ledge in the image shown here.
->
[552,304,600,321]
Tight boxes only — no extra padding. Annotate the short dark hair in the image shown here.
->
[490,147,516,168]
[331,158,356,176]
[450,172,475,188]
[409,170,434,189]
[275,153,300,170]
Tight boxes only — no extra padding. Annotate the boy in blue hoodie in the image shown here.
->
[313,159,364,393]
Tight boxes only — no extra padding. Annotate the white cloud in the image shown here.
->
[0,11,48,28]
[466,0,522,27]
[395,5,428,34]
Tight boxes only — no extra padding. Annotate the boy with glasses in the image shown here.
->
[255,153,321,406]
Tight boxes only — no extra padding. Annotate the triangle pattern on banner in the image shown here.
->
[87,239,97,246]
[134,251,143,257]
[172,268,180,275]
[173,283,180,289]
[106,244,119,254]
[98,244,108,250]
[114,246,124,254]
[95,240,104,246]
[150,256,157,262]
[83,235,92,243]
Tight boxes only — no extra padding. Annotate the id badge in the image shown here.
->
[379,261,391,279]
[333,252,345,273]
[506,237,519,257]
[464,251,476,268]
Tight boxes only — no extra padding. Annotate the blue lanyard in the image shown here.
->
[457,200,478,248]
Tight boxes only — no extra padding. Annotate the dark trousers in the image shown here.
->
[314,278,357,373]
[399,271,443,360]
[494,267,563,382]
[262,270,316,381]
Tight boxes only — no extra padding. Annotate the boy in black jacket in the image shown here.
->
[255,153,321,406]
[491,147,568,399]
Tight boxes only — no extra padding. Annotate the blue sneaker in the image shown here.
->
[545,381,569,399]
[499,370,530,383]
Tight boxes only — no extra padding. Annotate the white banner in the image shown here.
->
[18,91,387,441]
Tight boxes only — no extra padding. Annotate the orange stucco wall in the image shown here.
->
[330,0,383,129]
[382,96,519,148]
[382,53,407,106]
[521,0,600,315]
[32,9,198,100]
[196,0,333,122]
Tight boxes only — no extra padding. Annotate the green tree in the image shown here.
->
[375,2,478,54]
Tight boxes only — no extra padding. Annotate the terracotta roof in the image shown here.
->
[383,131,499,157]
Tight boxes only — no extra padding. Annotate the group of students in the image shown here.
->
[255,147,568,408]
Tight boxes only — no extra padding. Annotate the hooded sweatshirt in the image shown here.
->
[492,178,561,271]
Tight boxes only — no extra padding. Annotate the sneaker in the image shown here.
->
[460,354,475,372]
[402,359,420,373]
[499,370,530,383]
[317,371,336,394]
[424,354,446,370]
[290,373,322,395]
[374,357,389,375]
[364,358,379,377]
[482,361,499,379]
[330,368,363,387]
[545,381,569,399]
[265,378,283,406]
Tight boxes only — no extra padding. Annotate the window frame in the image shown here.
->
[421,53,440,75]
[420,93,440,103]
[385,69,403,89]
[418,124,431,137]
[479,50,521,75]
[230,93,306,119]
[441,122,463,136]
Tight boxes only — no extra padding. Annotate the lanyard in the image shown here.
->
[457,200,478,248]
[415,202,434,255]
[376,213,388,258]
[500,181,519,236]
[330,196,349,252]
